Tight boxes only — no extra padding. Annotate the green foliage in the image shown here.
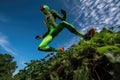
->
[73,63,89,80]
[14,26,120,80]
[0,54,17,80]
[97,46,120,55]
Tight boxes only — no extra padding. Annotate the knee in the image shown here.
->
[38,45,45,51]
[38,46,42,51]
[60,21,71,27]
[60,21,67,25]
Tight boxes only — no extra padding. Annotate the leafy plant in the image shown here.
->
[14,26,120,80]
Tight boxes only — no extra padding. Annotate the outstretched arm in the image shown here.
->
[51,9,66,21]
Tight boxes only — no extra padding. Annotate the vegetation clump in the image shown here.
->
[0,26,120,80]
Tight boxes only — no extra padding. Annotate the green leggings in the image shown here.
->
[38,21,83,52]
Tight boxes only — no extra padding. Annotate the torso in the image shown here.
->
[44,12,57,28]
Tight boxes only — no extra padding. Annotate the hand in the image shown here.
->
[61,9,66,21]
[36,35,41,40]
[61,9,66,15]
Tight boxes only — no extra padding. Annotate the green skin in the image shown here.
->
[38,7,83,52]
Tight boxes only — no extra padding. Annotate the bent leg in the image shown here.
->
[38,35,57,52]
[59,21,83,37]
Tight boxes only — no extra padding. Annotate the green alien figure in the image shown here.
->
[36,5,95,52]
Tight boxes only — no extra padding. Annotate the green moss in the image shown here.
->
[97,46,120,55]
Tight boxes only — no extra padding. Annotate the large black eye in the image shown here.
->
[40,5,45,11]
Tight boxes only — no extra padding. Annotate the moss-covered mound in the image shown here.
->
[14,27,120,80]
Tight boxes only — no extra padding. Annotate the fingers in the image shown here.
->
[36,35,41,40]
[61,9,66,14]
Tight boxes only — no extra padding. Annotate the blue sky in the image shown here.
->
[0,0,120,74]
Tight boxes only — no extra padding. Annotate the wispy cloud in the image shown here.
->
[65,0,120,29]
[0,33,26,74]
[63,36,80,50]
[0,33,17,55]
[13,60,26,75]
[63,0,120,48]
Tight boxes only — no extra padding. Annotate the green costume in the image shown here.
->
[37,5,83,52]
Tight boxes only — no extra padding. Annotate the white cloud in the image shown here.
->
[104,17,112,24]
[110,7,117,12]
[13,60,26,75]
[0,33,17,55]
[63,36,80,49]
[97,2,106,9]
[13,69,19,76]
[63,0,120,48]
[107,0,113,3]
[0,33,26,75]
